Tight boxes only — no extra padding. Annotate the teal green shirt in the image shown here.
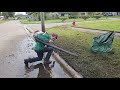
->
[34,32,50,51]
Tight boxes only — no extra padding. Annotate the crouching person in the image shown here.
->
[24,30,58,68]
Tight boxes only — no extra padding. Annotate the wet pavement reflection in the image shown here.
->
[18,37,71,78]
[28,62,55,78]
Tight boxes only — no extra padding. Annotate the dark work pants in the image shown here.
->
[26,47,53,63]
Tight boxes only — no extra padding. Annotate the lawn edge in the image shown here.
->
[71,26,120,33]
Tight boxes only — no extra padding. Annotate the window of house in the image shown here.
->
[61,14,64,16]
[81,13,85,15]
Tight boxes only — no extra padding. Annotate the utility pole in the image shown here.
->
[40,12,45,32]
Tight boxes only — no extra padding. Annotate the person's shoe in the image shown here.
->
[51,61,55,68]
[24,59,29,68]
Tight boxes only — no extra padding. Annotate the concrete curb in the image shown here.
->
[52,52,83,78]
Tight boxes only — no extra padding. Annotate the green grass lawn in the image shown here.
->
[19,19,61,24]
[108,16,120,18]
[0,20,10,24]
[67,20,120,32]
[19,17,107,24]
[47,26,120,78]
[19,19,41,24]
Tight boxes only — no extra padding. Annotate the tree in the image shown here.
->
[93,15,102,20]
[59,16,67,22]
[45,12,52,20]
[0,12,2,16]
[31,12,38,21]
[2,12,15,19]
[69,12,79,18]
[44,12,59,20]
[81,15,89,20]
[95,12,102,15]
[44,12,50,20]
[8,12,15,17]
[92,12,103,20]
[84,12,103,20]
[79,12,90,20]
[2,12,9,19]
[26,12,41,21]
[87,12,95,18]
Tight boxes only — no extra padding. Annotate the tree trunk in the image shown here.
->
[36,12,41,21]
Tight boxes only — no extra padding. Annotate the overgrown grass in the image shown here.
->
[67,20,120,32]
[19,17,107,24]
[47,26,120,78]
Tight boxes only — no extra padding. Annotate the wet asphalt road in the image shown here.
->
[0,20,71,78]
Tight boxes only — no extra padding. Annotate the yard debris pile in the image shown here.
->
[91,31,115,53]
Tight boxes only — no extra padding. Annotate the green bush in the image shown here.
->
[68,15,77,19]
[93,15,102,19]
[59,17,67,22]
[81,15,90,20]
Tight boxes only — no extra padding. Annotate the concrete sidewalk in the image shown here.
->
[65,26,120,38]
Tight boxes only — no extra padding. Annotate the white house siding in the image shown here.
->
[104,12,120,16]
[15,15,32,19]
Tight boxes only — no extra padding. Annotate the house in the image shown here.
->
[79,12,120,16]
[103,12,120,16]
[58,12,71,17]
[15,14,32,19]
[0,16,4,20]
[80,12,88,16]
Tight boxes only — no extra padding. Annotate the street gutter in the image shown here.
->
[53,52,83,78]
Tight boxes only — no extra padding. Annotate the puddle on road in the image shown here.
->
[14,37,71,78]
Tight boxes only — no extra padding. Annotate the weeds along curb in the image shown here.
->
[52,52,83,78]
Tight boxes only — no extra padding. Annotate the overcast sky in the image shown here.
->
[15,12,27,15]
